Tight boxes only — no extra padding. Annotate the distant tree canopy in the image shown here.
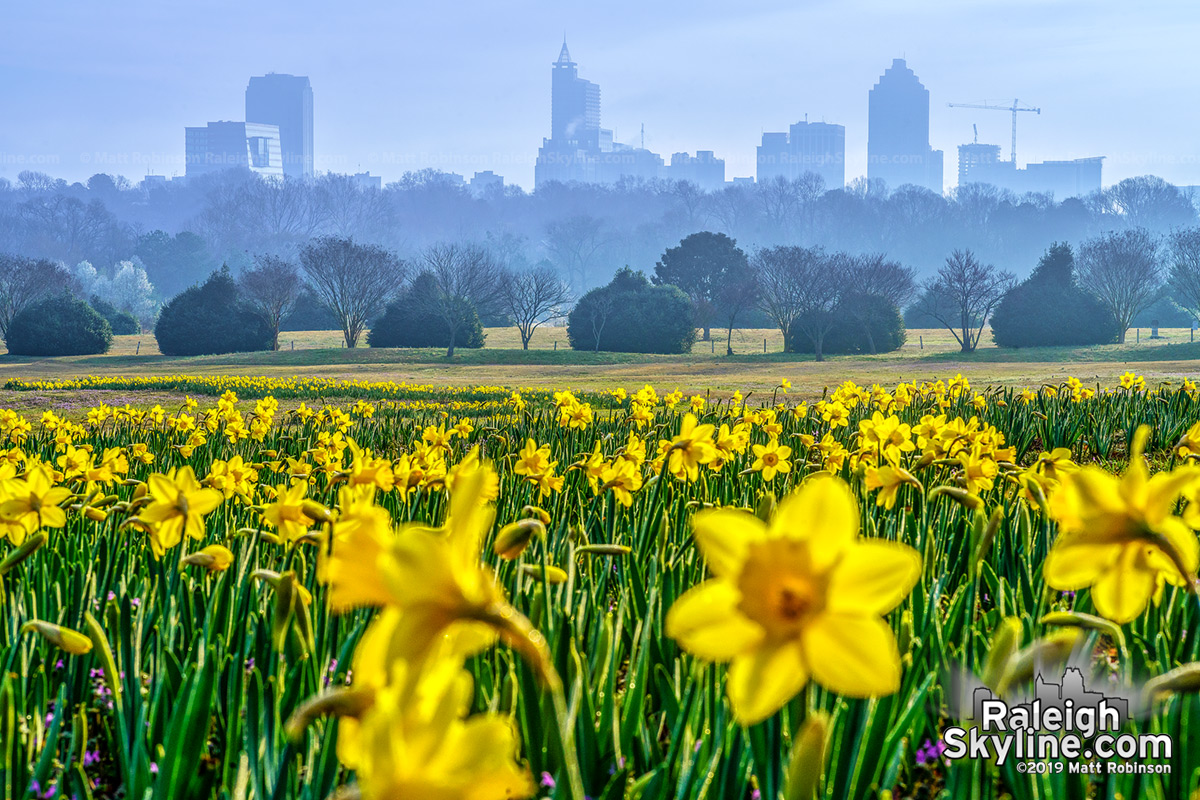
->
[154,267,273,356]
[567,268,695,354]
[653,232,750,341]
[89,295,140,335]
[6,294,113,356]
[368,272,485,350]
[788,293,906,355]
[5,170,1200,331]
[990,242,1122,348]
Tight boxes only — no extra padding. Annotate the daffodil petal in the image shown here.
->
[1090,549,1156,624]
[665,580,764,662]
[774,475,858,570]
[803,613,902,697]
[726,639,809,725]
[691,509,765,578]
[826,541,922,615]
[1043,537,1117,590]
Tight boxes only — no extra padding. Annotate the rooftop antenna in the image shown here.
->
[640,123,644,150]
[973,123,978,144]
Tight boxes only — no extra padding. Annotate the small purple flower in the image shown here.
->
[540,772,556,789]
[54,659,64,670]
[130,598,141,608]
[84,748,101,767]
[149,762,158,774]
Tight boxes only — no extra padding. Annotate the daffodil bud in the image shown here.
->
[21,620,93,654]
[132,482,148,501]
[83,507,108,523]
[180,544,235,573]
[1039,611,1125,648]
[521,505,552,525]
[301,500,333,524]
[0,531,46,576]
[84,612,121,703]
[998,628,1080,695]
[575,544,632,557]
[784,712,829,800]
[982,616,1023,691]
[897,609,914,655]
[521,564,568,584]
[270,570,299,652]
[494,519,544,560]
[971,506,1005,568]
[284,687,375,742]
[755,491,776,522]
[929,485,984,510]
[1142,662,1200,706]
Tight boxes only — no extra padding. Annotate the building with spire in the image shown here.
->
[867,59,943,193]
[535,41,680,188]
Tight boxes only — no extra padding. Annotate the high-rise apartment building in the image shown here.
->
[246,74,314,180]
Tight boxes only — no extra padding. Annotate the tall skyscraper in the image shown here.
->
[246,74,314,180]
[867,59,943,193]
[184,121,282,179]
[536,41,676,188]
[756,120,845,189]
[550,42,601,150]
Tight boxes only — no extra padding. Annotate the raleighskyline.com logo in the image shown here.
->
[943,667,1173,774]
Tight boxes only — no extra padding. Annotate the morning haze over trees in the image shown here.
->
[0,167,1198,356]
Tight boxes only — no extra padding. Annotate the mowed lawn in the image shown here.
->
[0,325,1197,402]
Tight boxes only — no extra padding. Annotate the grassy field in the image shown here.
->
[0,326,1196,407]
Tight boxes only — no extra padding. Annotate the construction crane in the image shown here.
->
[947,99,1040,164]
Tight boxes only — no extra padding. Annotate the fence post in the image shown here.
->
[135,341,140,355]
[291,340,294,351]
[919,335,923,350]
[763,338,767,353]
[710,340,714,354]
[554,341,557,351]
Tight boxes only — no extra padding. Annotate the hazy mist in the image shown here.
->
[4,0,1200,189]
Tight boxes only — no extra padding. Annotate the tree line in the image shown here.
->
[2,167,1198,305]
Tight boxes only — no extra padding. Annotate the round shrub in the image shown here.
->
[281,286,342,332]
[368,274,485,349]
[6,295,113,356]
[155,267,273,356]
[788,294,906,355]
[991,243,1121,348]
[90,296,140,335]
[567,268,695,354]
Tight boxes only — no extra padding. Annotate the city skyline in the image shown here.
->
[3,0,1199,190]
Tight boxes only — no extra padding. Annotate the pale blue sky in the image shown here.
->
[2,0,1197,190]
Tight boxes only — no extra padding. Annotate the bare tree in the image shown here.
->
[752,245,827,342]
[420,242,505,357]
[580,291,615,352]
[299,236,405,348]
[716,265,760,356]
[1076,228,1162,343]
[0,255,74,340]
[843,254,916,354]
[240,254,302,350]
[916,249,1015,353]
[543,215,608,296]
[500,263,572,349]
[1168,227,1200,323]
[774,249,849,362]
